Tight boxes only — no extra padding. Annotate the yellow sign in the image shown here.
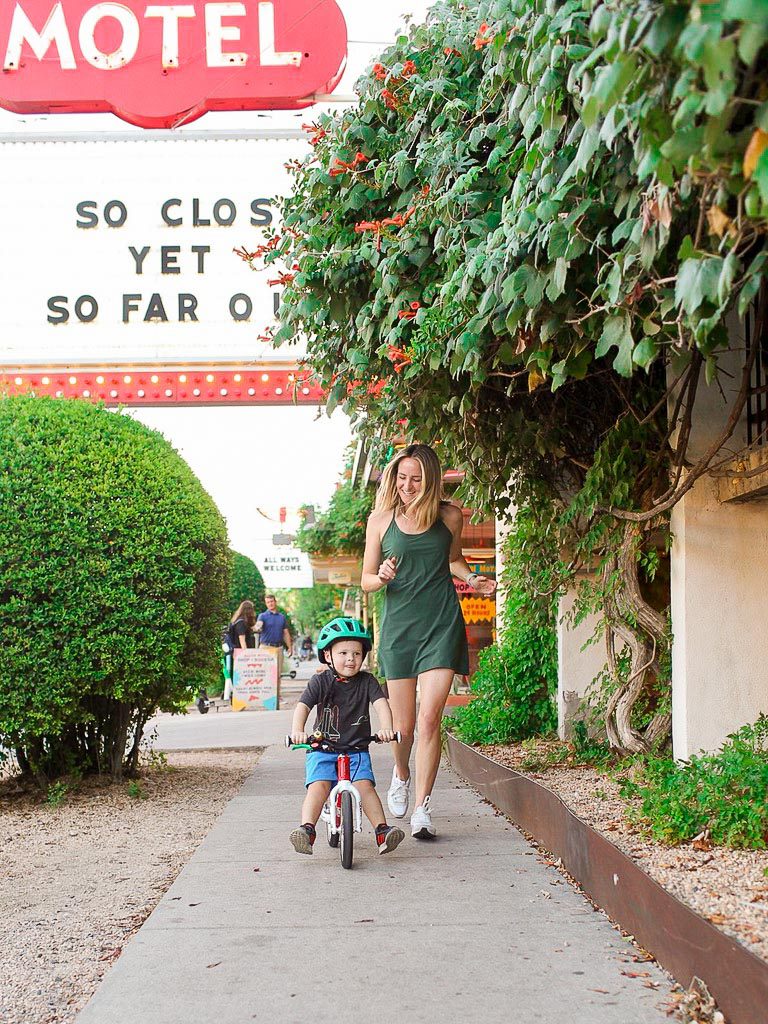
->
[460,596,495,624]
[232,648,279,711]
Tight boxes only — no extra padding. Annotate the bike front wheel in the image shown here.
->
[340,790,354,869]
[327,820,339,848]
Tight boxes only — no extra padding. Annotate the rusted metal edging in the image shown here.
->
[446,734,768,1024]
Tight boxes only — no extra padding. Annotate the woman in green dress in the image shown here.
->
[362,444,497,840]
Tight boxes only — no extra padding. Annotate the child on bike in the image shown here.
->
[289,617,405,856]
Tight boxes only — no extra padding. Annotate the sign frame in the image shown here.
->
[232,647,279,711]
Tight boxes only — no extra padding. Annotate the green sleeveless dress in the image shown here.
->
[378,512,469,679]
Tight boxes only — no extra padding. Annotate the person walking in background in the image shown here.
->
[361,444,496,840]
[256,594,292,677]
[300,635,314,661]
[224,600,257,701]
[231,600,257,650]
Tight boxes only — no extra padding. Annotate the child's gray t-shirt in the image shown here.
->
[299,669,385,747]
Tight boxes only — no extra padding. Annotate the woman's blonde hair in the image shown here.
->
[375,443,445,533]
[231,600,256,627]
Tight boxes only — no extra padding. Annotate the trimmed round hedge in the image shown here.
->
[0,396,230,780]
[229,551,266,613]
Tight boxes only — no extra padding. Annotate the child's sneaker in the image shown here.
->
[410,795,436,840]
[289,823,316,855]
[375,824,405,855]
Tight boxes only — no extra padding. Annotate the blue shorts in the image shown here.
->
[305,750,375,788]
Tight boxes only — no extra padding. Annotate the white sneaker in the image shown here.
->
[410,795,436,840]
[387,766,410,819]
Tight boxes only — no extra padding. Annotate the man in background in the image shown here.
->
[256,594,292,677]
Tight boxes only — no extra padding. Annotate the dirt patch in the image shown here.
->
[482,742,768,964]
[0,748,260,1024]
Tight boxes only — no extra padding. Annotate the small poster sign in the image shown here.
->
[255,547,314,589]
[232,648,279,711]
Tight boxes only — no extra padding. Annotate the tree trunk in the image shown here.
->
[109,702,132,780]
[603,521,671,755]
[26,736,50,791]
[124,711,149,778]
[13,742,31,776]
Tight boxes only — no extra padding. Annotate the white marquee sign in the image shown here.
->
[0,134,303,366]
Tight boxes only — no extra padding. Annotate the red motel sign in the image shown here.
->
[0,0,347,127]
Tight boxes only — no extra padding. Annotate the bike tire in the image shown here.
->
[340,790,354,869]
[327,821,340,848]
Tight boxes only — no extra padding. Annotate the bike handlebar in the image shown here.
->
[285,731,402,751]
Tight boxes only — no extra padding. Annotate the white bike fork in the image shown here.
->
[322,779,363,834]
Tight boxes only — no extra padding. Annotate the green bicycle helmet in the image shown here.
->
[316,617,372,656]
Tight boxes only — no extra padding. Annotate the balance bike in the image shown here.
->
[286,730,400,869]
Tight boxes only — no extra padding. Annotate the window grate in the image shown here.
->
[746,282,768,448]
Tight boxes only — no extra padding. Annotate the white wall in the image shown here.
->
[671,473,768,757]
[670,318,768,757]
[557,580,606,740]
[493,513,515,634]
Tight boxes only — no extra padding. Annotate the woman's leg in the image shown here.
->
[386,677,418,781]
[414,668,454,807]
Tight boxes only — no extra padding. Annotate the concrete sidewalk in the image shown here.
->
[77,737,675,1024]
[145,707,295,750]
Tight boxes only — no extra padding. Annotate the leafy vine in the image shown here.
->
[238,0,768,751]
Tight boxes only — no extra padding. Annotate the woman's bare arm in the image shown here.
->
[445,504,472,580]
[445,504,497,595]
[361,511,396,593]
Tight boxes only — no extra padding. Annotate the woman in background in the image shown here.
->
[230,599,257,650]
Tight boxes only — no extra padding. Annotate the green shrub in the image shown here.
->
[45,780,69,807]
[452,618,557,744]
[570,720,613,767]
[619,717,768,848]
[452,505,558,745]
[295,479,373,558]
[0,396,230,783]
[229,551,265,612]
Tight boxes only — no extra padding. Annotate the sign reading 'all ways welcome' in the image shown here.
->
[0,0,347,127]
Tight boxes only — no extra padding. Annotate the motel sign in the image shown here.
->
[0,0,347,126]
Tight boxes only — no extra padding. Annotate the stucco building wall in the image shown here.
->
[671,474,768,758]
[670,315,768,757]
[557,582,606,740]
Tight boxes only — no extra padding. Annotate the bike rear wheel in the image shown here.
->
[340,790,354,869]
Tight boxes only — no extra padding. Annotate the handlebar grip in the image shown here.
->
[286,736,312,750]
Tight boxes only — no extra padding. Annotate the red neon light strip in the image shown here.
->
[0,367,326,406]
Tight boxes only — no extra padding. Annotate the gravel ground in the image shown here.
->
[483,742,768,963]
[0,748,260,1024]
[3,739,762,1024]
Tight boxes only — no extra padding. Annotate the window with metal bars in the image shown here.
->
[746,282,768,448]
